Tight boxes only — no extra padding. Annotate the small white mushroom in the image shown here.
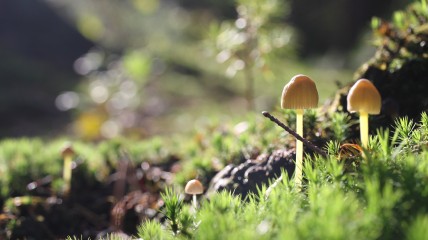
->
[185,179,203,209]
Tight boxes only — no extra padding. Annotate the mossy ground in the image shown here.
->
[1,111,427,239]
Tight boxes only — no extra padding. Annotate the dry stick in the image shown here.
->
[262,111,327,157]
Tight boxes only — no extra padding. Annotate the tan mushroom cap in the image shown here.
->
[347,79,381,114]
[61,144,75,158]
[281,74,319,109]
[185,179,203,195]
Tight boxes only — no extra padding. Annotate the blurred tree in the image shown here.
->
[208,0,294,110]
[177,0,408,59]
[0,0,414,137]
[46,0,254,138]
[68,48,153,140]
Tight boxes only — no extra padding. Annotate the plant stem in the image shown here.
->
[295,109,304,189]
[192,194,198,210]
[172,219,178,235]
[63,155,72,195]
[360,112,369,148]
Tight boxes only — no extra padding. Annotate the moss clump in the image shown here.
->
[330,0,428,130]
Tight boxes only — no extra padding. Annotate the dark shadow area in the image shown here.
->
[289,0,408,56]
[0,0,93,137]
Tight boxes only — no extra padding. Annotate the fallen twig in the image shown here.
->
[262,111,327,157]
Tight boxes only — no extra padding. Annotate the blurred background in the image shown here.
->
[0,0,407,139]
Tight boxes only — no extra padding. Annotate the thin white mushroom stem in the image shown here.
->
[360,111,369,148]
[295,109,304,188]
[192,194,198,209]
[185,179,203,211]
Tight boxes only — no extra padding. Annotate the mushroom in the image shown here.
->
[347,79,381,148]
[281,74,319,188]
[61,143,75,195]
[185,179,203,209]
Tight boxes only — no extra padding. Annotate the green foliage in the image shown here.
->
[137,220,170,240]
[137,113,428,239]
[372,127,398,160]
[66,233,129,240]
[406,215,428,240]
[0,136,182,204]
[160,188,184,235]
[391,114,428,155]
[66,236,84,240]
[325,140,341,156]
[177,205,195,238]
[395,117,415,144]
[174,113,289,185]
[161,188,182,234]
[329,112,353,141]
[156,188,198,238]
[0,139,63,198]
[209,0,292,65]
[364,0,428,73]
[3,109,428,239]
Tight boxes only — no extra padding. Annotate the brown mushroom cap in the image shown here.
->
[185,179,203,195]
[281,74,319,109]
[347,79,381,114]
[61,144,75,158]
